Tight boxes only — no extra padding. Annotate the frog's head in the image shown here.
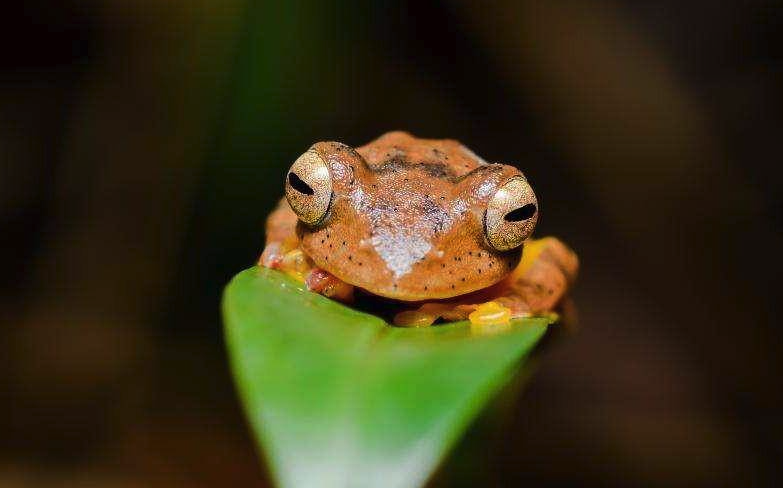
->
[283,134,538,301]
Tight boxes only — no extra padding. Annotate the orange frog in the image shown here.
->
[260,131,578,327]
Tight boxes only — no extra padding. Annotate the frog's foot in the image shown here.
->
[259,235,299,269]
[259,240,354,302]
[392,297,527,328]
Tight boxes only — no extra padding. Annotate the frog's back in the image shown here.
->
[356,131,487,179]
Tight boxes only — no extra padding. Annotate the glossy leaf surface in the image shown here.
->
[223,267,549,488]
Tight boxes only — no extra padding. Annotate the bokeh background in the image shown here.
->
[2,0,782,486]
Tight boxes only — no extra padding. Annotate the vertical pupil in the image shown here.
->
[288,172,314,195]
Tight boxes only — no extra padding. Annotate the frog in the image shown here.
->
[260,131,578,327]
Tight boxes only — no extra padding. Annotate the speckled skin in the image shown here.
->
[267,131,537,301]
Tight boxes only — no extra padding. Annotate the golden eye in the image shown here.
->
[484,175,538,251]
[285,150,332,225]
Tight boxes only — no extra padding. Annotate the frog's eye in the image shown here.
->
[484,175,538,251]
[285,150,333,225]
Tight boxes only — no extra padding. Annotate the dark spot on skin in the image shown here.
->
[477,252,482,258]
[342,241,346,246]
[468,251,473,256]
[461,277,466,282]
[321,239,325,244]
[478,269,482,274]
[324,256,329,261]
[441,263,445,268]
[489,262,493,268]
[454,257,458,261]
[329,244,332,248]
[451,284,455,289]
[393,284,398,289]
[424,286,428,291]
[358,262,363,266]
[348,255,353,261]
[548,289,554,295]
[375,159,457,180]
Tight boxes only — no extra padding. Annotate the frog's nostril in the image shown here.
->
[288,172,314,195]
[504,204,537,222]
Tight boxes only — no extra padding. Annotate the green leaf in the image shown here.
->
[223,267,550,488]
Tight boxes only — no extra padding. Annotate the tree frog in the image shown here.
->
[260,131,578,327]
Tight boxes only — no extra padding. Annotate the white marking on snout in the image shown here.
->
[371,231,431,278]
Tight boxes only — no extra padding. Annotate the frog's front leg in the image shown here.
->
[470,236,578,325]
[394,237,578,327]
[259,198,354,302]
[501,236,579,314]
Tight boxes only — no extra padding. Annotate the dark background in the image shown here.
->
[2,0,782,486]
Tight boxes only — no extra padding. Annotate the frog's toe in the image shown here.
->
[468,302,512,326]
[306,268,354,303]
[393,310,438,327]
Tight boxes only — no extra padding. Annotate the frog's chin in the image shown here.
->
[348,273,512,303]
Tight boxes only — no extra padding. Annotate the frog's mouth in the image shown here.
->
[260,235,521,303]
[294,256,530,327]
[300,236,522,303]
